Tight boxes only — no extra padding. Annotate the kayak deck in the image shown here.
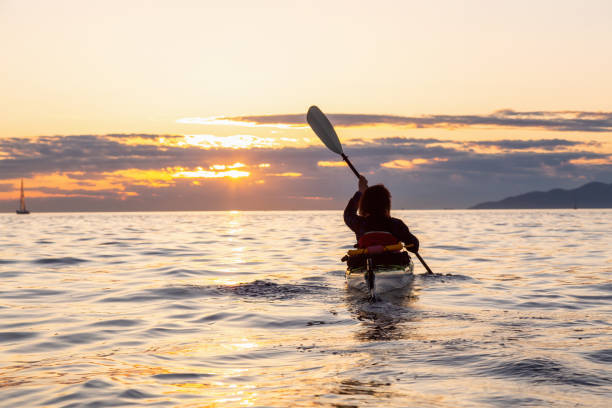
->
[345,260,414,295]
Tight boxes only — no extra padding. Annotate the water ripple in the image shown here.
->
[0,331,38,342]
[478,357,610,386]
[585,349,612,364]
[223,280,329,300]
[33,257,88,265]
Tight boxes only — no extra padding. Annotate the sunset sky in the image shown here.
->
[1,0,611,211]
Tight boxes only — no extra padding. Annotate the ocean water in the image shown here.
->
[1,210,610,407]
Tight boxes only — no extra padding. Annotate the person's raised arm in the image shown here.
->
[343,176,368,231]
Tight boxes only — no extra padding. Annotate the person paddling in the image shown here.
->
[344,176,419,252]
[307,105,433,274]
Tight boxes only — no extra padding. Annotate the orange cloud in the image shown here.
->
[270,172,302,177]
[177,116,308,130]
[105,135,173,146]
[288,196,333,200]
[0,163,255,201]
[317,161,347,167]
[182,134,276,149]
[0,172,124,200]
[0,190,105,200]
[568,156,612,165]
[381,157,448,170]
[106,134,278,149]
[209,163,246,170]
[173,168,250,179]
[107,165,251,183]
[103,169,175,187]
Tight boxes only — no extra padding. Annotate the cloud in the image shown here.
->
[0,183,14,193]
[466,139,594,150]
[568,156,612,165]
[352,137,598,155]
[0,135,265,179]
[317,160,346,167]
[1,134,611,210]
[176,116,307,129]
[180,134,277,149]
[287,196,334,201]
[185,110,612,132]
[381,158,448,170]
[269,172,302,177]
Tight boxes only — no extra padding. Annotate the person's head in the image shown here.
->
[358,184,391,217]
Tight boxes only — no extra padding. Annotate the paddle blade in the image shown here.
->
[307,105,343,155]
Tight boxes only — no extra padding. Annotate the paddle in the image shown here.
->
[306,106,360,178]
[307,105,434,274]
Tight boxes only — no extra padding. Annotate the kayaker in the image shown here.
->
[344,176,419,252]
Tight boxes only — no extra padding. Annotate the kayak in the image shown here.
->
[343,244,414,298]
[346,261,414,295]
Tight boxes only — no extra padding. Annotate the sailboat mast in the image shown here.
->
[16,178,30,214]
[20,179,26,212]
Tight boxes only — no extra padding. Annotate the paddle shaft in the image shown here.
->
[343,157,434,274]
[415,252,434,274]
[341,153,361,178]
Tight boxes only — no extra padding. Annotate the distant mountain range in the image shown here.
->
[470,181,612,209]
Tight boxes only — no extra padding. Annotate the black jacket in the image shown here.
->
[344,191,419,252]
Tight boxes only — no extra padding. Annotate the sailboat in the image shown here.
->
[16,179,30,214]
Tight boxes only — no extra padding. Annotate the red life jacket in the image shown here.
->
[358,231,399,248]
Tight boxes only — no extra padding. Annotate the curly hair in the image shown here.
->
[358,184,391,217]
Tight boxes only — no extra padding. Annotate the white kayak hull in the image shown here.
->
[345,259,414,295]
